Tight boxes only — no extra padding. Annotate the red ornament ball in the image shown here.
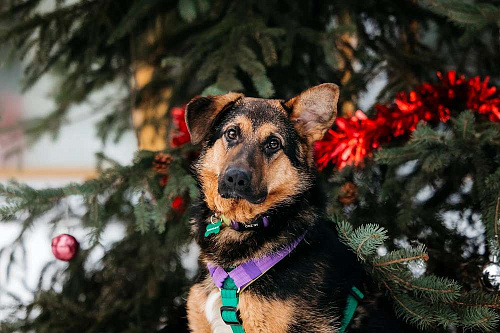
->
[51,234,79,261]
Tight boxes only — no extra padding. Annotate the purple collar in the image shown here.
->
[207,232,306,291]
[229,216,270,231]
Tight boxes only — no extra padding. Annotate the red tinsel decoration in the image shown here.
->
[171,105,191,147]
[315,71,500,170]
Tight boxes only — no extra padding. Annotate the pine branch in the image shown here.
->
[0,148,195,240]
[373,251,429,268]
[419,0,500,29]
[336,219,500,331]
[449,291,500,310]
[386,272,462,303]
[383,281,437,330]
[458,307,500,332]
[134,192,151,233]
[107,0,165,44]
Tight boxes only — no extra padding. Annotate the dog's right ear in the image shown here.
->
[185,93,243,145]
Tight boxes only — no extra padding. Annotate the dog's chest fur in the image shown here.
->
[201,289,294,333]
[187,270,341,333]
[186,220,360,333]
[203,291,232,333]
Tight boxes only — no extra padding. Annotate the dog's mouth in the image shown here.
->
[219,191,267,204]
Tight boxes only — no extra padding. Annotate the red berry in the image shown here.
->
[171,196,184,213]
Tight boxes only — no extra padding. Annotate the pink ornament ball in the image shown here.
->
[51,234,79,261]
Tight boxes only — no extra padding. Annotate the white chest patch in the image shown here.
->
[204,291,233,333]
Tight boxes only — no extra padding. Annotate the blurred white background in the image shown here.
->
[0,45,136,319]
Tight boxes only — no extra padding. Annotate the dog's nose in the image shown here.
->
[223,167,251,193]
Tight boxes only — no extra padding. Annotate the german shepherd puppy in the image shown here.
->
[185,84,415,332]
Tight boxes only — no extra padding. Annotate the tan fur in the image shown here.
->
[269,99,289,113]
[240,97,287,116]
[200,166,301,223]
[238,295,294,333]
[197,125,307,222]
[187,281,215,333]
[224,115,253,138]
[264,153,304,196]
[255,123,282,143]
[188,281,340,333]
[212,93,244,111]
[187,280,298,333]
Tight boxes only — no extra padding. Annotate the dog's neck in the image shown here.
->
[192,182,325,268]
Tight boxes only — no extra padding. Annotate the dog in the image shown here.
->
[185,84,416,332]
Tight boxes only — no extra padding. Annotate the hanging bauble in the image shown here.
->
[482,258,500,291]
[51,233,79,261]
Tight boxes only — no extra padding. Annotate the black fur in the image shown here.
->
[189,96,419,332]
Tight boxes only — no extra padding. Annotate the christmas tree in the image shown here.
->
[1,0,499,332]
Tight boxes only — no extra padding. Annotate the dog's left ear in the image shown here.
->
[185,92,243,144]
[285,83,339,144]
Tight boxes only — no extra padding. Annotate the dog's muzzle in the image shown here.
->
[218,167,267,204]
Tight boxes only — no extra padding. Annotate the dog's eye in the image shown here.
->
[265,137,281,152]
[225,128,238,141]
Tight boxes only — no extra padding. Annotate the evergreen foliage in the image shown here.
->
[419,0,500,29]
[0,148,197,239]
[0,0,499,332]
[2,228,190,333]
[337,219,500,331]
[1,1,499,142]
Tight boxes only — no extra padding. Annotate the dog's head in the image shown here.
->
[186,84,339,222]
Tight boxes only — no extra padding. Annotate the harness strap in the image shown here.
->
[210,234,306,333]
[220,276,244,333]
[209,232,364,332]
[208,233,306,290]
[220,280,364,333]
[339,286,365,333]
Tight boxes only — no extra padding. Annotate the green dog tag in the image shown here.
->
[205,220,222,237]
